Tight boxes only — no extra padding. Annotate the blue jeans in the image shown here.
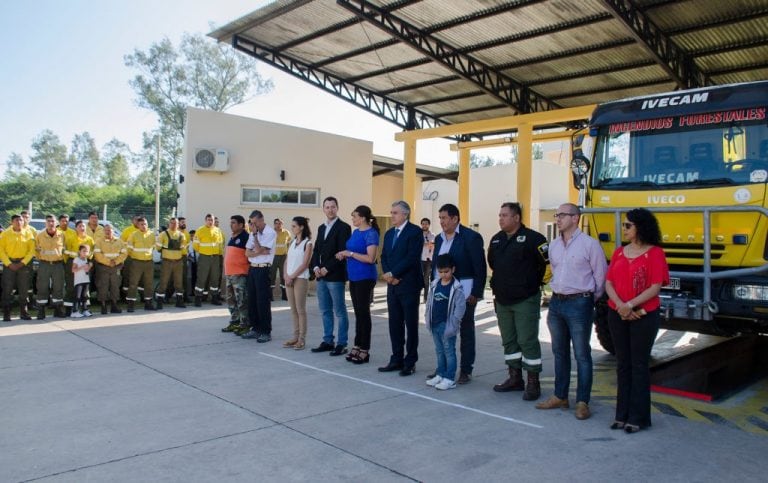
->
[431,322,457,381]
[316,279,349,346]
[546,296,594,403]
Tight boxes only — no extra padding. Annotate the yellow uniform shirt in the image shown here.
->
[23,225,37,239]
[0,228,36,266]
[121,225,137,243]
[94,236,128,266]
[65,233,95,261]
[36,230,65,262]
[86,224,105,242]
[127,230,156,261]
[274,229,292,256]
[156,229,188,260]
[193,226,224,256]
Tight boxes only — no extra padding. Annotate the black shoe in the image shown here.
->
[194,296,202,307]
[110,303,122,314]
[101,304,109,315]
[378,362,404,372]
[127,301,135,313]
[330,345,348,356]
[256,334,272,343]
[399,366,416,376]
[311,342,335,353]
[241,330,259,339]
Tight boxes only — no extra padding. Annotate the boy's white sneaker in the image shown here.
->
[71,311,84,318]
[426,375,443,387]
[83,310,93,317]
[435,379,456,390]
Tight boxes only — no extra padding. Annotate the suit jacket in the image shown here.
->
[311,218,352,282]
[381,221,423,294]
[433,224,486,299]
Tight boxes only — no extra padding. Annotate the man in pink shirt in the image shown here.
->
[536,203,607,420]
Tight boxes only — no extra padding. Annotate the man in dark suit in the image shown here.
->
[310,196,352,356]
[379,200,424,376]
[431,203,486,384]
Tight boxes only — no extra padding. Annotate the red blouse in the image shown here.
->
[606,245,669,312]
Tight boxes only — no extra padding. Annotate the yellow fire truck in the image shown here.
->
[571,81,768,353]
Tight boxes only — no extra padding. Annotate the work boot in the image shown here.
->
[194,295,202,307]
[523,371,541,401]
[54,304,66,318]
[281,287,288,301]
[155,296,163,310]
[3,306,11,322]
[144,300,156,311]
[211,292,222,306]
[110,302,122,314]
[221,321,239,333]
[493,367,524,392]
[175,295,186,308]
[101,302,109,315]
[127,301,135,313]
[37,305,46,320]
[19,306,32,321]
[65,306,72,317]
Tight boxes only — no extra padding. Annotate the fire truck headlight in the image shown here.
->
[733,284,768,301]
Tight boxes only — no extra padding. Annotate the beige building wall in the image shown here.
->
[371,172,425,218]
[180,108,372,236]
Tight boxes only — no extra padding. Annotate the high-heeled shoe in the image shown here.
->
[610,421,626,430]
[346,346,361,362]
[351,350,369,364]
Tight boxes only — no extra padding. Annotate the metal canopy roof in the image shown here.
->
[211,0,768,136]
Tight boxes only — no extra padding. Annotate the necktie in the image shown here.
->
[391,228,400,249]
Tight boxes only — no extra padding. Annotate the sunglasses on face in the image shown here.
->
[622,222,635,230]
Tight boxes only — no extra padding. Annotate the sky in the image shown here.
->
[0,0,462,170]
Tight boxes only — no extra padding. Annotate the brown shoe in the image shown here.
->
[575,401,591,420]
[283,339,298,348]
[535,395,569,410]
[493,367,524,392]
[457,372,471,384]
[294,340,306,350]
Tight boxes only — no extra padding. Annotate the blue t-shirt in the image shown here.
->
[346,228,379,281]
[431,281,451,326]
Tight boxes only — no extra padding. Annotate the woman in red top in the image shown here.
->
[605,208,669,434]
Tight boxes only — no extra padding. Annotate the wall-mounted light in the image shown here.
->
[280,170,286,181]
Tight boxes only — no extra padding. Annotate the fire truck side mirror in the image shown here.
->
[570,155,590,189]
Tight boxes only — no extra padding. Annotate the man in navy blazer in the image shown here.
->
[432,204,486,384]
[379,200,424,376]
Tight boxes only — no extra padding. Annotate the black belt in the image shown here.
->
[551,292,593,300]
[38,260,63,265]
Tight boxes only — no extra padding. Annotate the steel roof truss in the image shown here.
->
[233,34,443,131]
[601,0,709,89]
[336,0,559,114]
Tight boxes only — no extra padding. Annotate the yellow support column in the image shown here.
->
[458,148,470,221]
[517,123,533,226]
[403,138,417,211]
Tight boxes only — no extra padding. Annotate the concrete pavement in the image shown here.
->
[1,285,766,482]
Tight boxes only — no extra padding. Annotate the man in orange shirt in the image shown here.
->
[222,215,250,333]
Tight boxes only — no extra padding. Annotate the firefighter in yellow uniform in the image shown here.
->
[93,224,127,314]
[178,216,192,301]
[120,215,140,299]
[19,210,38,311]
[156,217,188,309]
[36,214,67,319]
[86,212,105,241]
[63,220,95,316]
[192,213,224,306]
[0,214,36,321]
[270,218,291,301]
[126,216,157,312]
[20,210,37,237]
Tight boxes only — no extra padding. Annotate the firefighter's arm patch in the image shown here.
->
[537,242,549,263]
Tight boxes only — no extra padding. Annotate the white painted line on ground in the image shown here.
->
[259,352,543,429]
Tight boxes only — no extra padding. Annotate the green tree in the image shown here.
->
[101,138,132,186]
[124,32,273,203]
[28,130,69,178]
[447,153,504,170]
[4,152,25,179]
[69,132,101,184]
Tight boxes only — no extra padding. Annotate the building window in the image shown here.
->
[241,186,320,207]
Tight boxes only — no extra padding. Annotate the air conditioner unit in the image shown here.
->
[193,148,229,172]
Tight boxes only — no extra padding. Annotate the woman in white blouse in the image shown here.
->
[283,216,313,350]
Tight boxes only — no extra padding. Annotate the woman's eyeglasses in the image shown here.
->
[622,222,635,230]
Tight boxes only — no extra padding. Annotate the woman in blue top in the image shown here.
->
[336,205,380,364]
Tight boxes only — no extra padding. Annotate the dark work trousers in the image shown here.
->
[386,288,420,367]
[247,266,272,335]
[2,260,31,308]
[459,301,477,375]
[420,260,431,302]
[608,308,660,428]
[349,279,376,351]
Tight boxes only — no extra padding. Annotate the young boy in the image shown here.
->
[71,244,93,317]
[424,254,466,390]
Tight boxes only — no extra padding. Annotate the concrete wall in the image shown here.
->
[180,108,372,235]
